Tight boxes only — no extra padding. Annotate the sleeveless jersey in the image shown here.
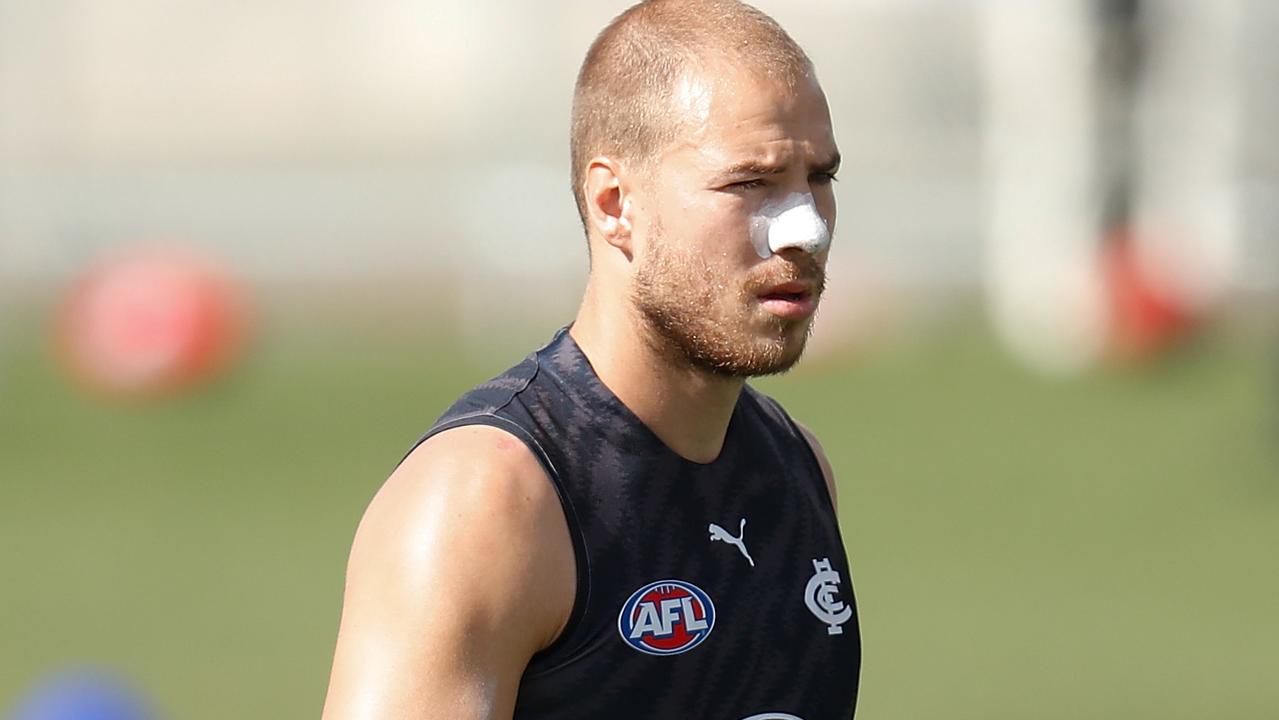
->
[412,327,860,719]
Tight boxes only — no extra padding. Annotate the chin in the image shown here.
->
[753,338,810,377]
[710,323,813,378]
[767,316,819,368]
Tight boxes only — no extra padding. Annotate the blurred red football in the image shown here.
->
[56,249,247,399]
[1102,229,1197,363]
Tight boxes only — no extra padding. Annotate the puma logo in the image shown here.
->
[709,518,755,568]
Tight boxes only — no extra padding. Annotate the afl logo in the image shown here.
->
[617,579,715,656]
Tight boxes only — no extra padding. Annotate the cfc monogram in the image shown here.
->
[804,557,852,635]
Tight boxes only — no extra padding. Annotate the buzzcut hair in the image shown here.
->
[570,0,816,230]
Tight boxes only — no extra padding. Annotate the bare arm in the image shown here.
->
[322,425,576,720]
[795,421,838,512]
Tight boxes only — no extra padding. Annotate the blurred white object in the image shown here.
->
[1131,0,1242,312]
[981,0,1244,374]
[981,0,1107,375]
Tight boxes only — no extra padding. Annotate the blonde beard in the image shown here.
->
[631,220,820,378]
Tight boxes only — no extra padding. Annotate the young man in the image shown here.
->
[323,1,859,717]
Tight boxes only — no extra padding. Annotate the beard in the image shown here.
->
[632,223,826,378]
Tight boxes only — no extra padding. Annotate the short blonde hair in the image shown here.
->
[570,0,815,229]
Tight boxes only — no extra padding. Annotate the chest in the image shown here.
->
[520,444,860,719]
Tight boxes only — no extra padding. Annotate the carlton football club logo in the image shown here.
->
[805,557,853,635]
[617,579,715,656]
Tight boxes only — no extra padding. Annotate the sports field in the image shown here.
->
[2,309,1276,718]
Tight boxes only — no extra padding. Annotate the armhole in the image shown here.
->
[404,412,592,666]
[753,392,839,516]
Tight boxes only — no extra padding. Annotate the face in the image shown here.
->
[630,63,839,377]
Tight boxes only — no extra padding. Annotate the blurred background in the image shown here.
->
[1,0,1276,717]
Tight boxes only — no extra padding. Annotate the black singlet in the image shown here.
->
[411,327,860,719]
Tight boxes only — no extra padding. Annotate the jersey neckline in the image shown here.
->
[534,325,748,468]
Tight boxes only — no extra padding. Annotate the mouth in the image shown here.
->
[756,281,818,321]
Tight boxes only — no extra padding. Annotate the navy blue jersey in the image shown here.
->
[410,327,859,719]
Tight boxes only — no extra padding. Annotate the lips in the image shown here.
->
[757,280,818,320]
[759,281,813,301]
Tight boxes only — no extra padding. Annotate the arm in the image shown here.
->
[795,421,838,512]
[322,425,576,720]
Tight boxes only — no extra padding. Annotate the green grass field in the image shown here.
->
[2,311,1276,718]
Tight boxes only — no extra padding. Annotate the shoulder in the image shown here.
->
[357,423,575,644]
[742,387,839,512]
[324,423,575,717]
[792,420,838,512]
[389,423,556,521]
[430,351,543,429]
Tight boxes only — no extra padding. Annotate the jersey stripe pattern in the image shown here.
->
[412,327,860,719]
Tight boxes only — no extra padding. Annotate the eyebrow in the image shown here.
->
[721,160,788,178]
[719,151,841,179]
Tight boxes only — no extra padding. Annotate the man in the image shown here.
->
[322,1,859,717]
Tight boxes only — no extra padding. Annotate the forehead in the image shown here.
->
[663,62,836,170]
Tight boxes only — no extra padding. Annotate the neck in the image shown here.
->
[571,279,744,464]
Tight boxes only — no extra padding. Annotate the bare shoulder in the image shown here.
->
[353,424,575,638]
[372,425,571,582]
[794,420,838,512]
[323,424,575,719]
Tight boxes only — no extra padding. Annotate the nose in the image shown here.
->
[774,245,814,264]
[765,193,830,256]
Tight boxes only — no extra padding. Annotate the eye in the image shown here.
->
[728,178,766,191]
[810,171,839,186]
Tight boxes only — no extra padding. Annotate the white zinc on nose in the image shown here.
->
[748,192,831,259]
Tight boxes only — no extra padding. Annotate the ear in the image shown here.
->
[584,157,634,259]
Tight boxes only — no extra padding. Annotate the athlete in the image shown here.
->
[322,1,859,718]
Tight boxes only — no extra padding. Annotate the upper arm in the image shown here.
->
[795,421,838,512]
[322,425,576,720]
